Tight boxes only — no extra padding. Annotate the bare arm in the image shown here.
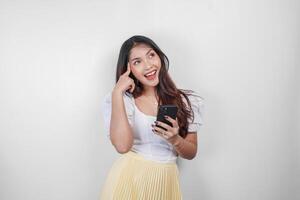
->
[109,90,134,153]
[109,63,135,154]
[168,133,197,160]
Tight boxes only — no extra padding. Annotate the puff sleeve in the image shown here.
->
[187,94,204,133]
[101,92,135,139]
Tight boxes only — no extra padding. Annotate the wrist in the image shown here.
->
[112,88,123,96]
[168,134,182,146]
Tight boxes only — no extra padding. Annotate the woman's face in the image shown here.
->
[128,43,161,87]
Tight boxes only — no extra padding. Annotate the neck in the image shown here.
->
[142,86,157,98]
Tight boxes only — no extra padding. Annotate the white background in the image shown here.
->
[0,0,299,199]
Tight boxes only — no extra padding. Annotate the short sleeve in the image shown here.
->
[187,94,205,132]
[101,92,135,139]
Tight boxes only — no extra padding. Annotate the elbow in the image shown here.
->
[185,152,197,160]
[110,134,133,154]
[186,145,198,160]
[114,145,131,154]
[179,153,197,160]
[186,154,196,160]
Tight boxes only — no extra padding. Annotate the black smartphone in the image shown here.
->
[156,105,178,130]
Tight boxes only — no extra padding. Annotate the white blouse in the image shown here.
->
[101,91,204,163]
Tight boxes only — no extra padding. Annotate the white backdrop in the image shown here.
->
[0,0,299,200]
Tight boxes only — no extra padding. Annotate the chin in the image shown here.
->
[142,78,159,87]
[150,81,159,87]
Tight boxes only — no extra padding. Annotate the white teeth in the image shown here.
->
[145,70,156,77]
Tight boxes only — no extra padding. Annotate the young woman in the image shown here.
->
[100,35,204,200]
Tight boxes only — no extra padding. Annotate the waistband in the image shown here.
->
[124,151,177,165]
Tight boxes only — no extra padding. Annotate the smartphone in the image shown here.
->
[156,105,178,130]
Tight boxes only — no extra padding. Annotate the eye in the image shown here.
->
[133,60,140,65]
[149,52,155,58]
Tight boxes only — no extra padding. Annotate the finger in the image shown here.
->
[153,125,169,136]
[129,81,135,93]
[154,121,172,131]
[164,116,179,128]
[124,62,131,76]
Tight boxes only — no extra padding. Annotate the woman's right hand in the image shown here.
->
[113,63,135,94]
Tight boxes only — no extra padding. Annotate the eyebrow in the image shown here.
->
[130,49,153,62]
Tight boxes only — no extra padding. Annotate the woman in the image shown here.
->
[100,35,204,199]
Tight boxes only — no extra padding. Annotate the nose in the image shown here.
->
[144,59,152,69]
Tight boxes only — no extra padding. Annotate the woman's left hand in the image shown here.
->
[152,116,180,143]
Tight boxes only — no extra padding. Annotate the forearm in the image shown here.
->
[168,135,197,160]
[110,90,133,153]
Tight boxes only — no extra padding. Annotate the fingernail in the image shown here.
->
[164,115,168,119]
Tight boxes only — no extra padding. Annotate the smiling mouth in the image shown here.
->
[144,70,157,77]
[144,70,158,81]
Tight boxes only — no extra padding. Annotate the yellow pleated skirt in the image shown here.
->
[100,151,182,200]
